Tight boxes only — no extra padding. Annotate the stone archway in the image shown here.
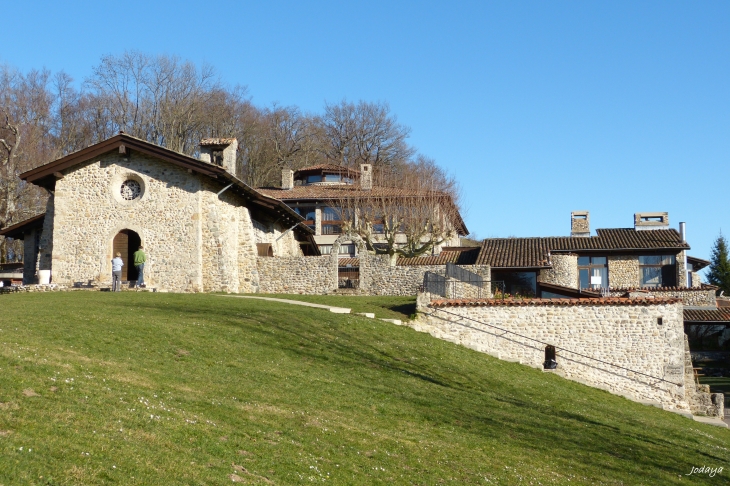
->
[330,232,369,291]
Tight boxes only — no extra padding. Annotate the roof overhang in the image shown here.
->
[0,213,45,239]
[19,133,312,235]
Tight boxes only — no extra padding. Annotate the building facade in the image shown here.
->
[2,134,314,292]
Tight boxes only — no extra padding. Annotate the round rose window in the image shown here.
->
[120,180,142,200]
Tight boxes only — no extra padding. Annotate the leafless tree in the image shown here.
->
[318,100,414,169]
[338,156,462,263]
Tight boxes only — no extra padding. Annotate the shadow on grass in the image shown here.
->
[118,296,730,483]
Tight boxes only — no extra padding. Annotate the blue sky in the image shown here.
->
[2,1,729,269]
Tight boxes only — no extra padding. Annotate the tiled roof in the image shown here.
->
[257,185,468,235]
[476,228,689,268]
[429,297,681,308]
[257,185,429,200]
[200,138,236,146]
[338,258,360,267]
[684,308,730,322]
[397,248,479,266]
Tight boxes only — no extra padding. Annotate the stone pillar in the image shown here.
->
[360,164,372,190]
[315,207,322,236]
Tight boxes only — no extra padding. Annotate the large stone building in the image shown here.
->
[0,134,316,292]
[257,164,467,257]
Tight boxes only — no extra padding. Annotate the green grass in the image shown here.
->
[0,292,728,485]
[240,294,417,320]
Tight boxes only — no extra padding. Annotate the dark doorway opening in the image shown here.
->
[113,229,141,282]
[543,345,557,369]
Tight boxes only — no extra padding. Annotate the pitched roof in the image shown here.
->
[684,308,730,322]
[0,213,45,239]
[476,228,690,268]
[396,248,479,266]
[18,133,312,236]
[257,185,468,236]
[687,255,711,271]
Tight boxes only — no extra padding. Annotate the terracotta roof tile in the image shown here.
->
[200,138,236,146]
[684,308,730,322]
[429,297,681,308]
[397,248,479,266]
[338,258,360,267]
[476,229,689,268]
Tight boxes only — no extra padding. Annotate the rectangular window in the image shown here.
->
[294,206,317,231]
[492,271,537,297]
[319,245,332,255]
[578,256,608,289]
[639,255,676,287]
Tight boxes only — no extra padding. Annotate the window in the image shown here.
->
[492,271,537,297]
[306,174,323,183]
[322,206,342,235]
[578,256,608,289]
[294,206,316,231]
[256,243,273,257]
[639,255,676,287]
[318,244,354,256]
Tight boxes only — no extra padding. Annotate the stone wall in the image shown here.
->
[607,255,640,288]
[367,256,491,297]
[45,151,300,293]
[256,256,333,293]
[538,254,577,288]
[607,288,716,307]
[415,297,691,410]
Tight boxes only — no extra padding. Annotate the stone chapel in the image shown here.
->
[3,133,315,292]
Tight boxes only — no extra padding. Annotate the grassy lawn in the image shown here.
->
[240,294,417,321]
[0,292,728,485]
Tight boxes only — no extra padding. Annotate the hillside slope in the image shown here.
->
[0,292,728,485]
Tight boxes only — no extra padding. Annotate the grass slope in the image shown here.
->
[0,292,728,485]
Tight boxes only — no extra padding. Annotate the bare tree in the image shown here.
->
[318,100,414,169]
[338,156,462,263]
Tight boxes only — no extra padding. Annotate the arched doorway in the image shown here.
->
[113,229,141,282]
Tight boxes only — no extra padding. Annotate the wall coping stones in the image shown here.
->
[430,297,681,307]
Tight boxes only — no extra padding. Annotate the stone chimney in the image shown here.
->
[360,164,372,190]
[281,169,294,190]
[571,211,590,237]
[199,138,238,176]
[634,212,669,231]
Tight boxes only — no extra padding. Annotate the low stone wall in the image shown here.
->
[256,256,333,294]
[414,296,693,411]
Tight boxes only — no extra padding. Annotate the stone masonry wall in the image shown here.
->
[256,256,333,293]
[608,255,640,288]
[415,298,690,410]
[47,151,299,293]
[51,153,203,291]
[607,288,716,307]
[366,256,491,297]
[538,254,577,288]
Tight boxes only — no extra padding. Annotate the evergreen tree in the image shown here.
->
[707,233,730,295]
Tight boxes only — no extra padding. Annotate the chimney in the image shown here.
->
[281,169,294,190]
[634,212,669,231]
[199,138,238,176]
[360,164,372,190]
[570,211,590,237]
